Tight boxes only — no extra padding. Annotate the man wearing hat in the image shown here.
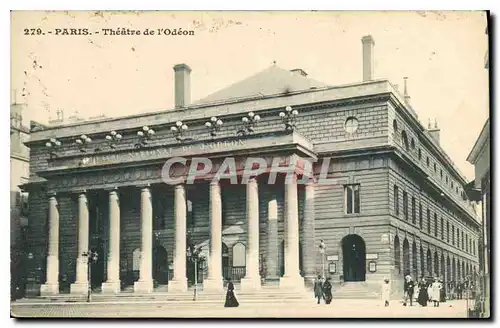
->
[404,275,415,306]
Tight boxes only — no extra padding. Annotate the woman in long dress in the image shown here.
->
[417,279,429,307]
[431,278,441,307]
[224,278,239,308]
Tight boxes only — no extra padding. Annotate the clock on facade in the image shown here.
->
[344,117,359,133]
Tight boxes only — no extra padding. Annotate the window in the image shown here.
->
[447,221,450,243]
[461,231,464,250]
[393,119,398,133]
[440,169,443,179]
[418,149,422,160]
[394,185,399,216]
[403,191,408,220]
[419,203,423,229]
[344,184,360,214]
[433,163,437,172]
[187,199,195,228]
[411,138,415,149]
[452,225,455,245]
[446,176,449,184]
[426,157,430,166]
[344,117,359,133]
[451,181,454,189]
[434,213,438,237]
[427,209,431,233]
[466,234,469,253]
[401,131,409,150]
[441,217,444,239]
[411,197,416,224]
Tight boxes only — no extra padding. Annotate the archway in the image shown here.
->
[447,256,451,282]
[342,234,366,282]
[403,238,410,276]
[426,249,432,277]
[90,241,105,288]
[434,251,439,277]
[452,258,456,281]
[440,254,445,281]
[420,246,425,278]
[153,244,168,285]
[394,236,401,275]
[457,260,461,280]
[412,242,418,278]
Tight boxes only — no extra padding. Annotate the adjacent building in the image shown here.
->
[22,35,481,298]
[10,99,30,298]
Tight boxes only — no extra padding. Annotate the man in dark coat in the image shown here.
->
[323,278,333,304]
[457,281,463,300]
[314,275,324,304]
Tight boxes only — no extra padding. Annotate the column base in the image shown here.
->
[280,275,305,291]
[265,276,281,286]
[240,276,261,292]
[101,281,121,294]
[168,279,188,293]
[134,280,154,293]
[40,283,59,296]
[203,278,224,293]
[70,282,89,295]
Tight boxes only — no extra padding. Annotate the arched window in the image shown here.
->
[232,243,246,267]
[412,242,418,278]
[394,236,401,274]
[426,157,430,167]
[401,131,409,150]
[410,138,415,150]
[418,148,422,160]
[393,119,398,133]
[403,239,410,276]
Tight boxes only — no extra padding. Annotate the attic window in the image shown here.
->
[411,138,415,150]
[418,149,422,160]
[401,131,409,150]
[433,163,436,172]
[393,120,398,133]
[344,117,359,133]
[426,157,430,167]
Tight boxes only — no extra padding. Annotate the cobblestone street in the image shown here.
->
[11,299,471,318]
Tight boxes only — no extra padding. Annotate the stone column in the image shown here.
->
[134,186,154,293]
[169,184,188,292]
[102,188,121,293]
[41,194,60,295]
[302,181,316,286]
[203,180,223,292]
[70,192,89,294]
[280,174,304,289]
[265,198,279,283]
[240,178,261,291]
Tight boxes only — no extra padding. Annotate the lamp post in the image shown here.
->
[187,244,204,301]
[171,121,189,142]
[105,130,122,149]
[279,106,299,131]
[135,126,155,148]
[45,138,62,159]
[319,240,326,278]
[82,250,98,303]
[75,135,92,153]
[237,112,261,136]
[205,116,223,138]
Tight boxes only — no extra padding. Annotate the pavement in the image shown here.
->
[11,299,473,318]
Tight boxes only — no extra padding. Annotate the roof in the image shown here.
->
[467,118,490,164]
[194,64,328,105]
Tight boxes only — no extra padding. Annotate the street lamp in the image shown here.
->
[82,250,98,302]
[75,135,92,153]
[135,126,155,148]
[171,121,190,142]
[279,105,299,131]
[318,240,326,278]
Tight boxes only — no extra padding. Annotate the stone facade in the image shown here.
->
[22,38,481,298]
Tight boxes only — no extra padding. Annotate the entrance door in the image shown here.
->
[153,245,169,285]
[342,234,366,282]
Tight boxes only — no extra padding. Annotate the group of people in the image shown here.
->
[314,276,333,304]
[382,275,446,307]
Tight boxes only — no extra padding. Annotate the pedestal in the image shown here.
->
[70,282,89,295]
[168,279,188,293]
[40,283,59,296]
[203,278,224,293]
[102,281,121,294]
[280,275,305,291]
[134,280,154,293]
[240,276,261,292]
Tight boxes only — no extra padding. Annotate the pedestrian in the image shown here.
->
[404,275,415,306]
[224,278,239,308]
[323,277,333,304]
[431,278,441,307]
[313,275,324,304]
[382,278,390,307]
[417,278,428,307]
[457,281,463,300]
[439,279,446,303]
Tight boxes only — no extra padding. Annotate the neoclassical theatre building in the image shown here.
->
[23,35,481,297]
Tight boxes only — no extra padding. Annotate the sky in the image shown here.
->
[10,11,489,180]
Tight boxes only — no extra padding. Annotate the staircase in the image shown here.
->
[332,282,380,299]
[14,284,314,304]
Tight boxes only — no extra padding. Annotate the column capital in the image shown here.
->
[174,183,185,190]
[103,186,119,192]
[47,191,57,198]
[210,179,220,186]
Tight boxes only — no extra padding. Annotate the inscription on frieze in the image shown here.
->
[50,139,248,169]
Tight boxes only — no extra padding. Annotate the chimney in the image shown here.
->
[173,64,191,108]
[290,68,308,77]
[403,77,411,105]
[428,119,441,144]
[361,35,375,81]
